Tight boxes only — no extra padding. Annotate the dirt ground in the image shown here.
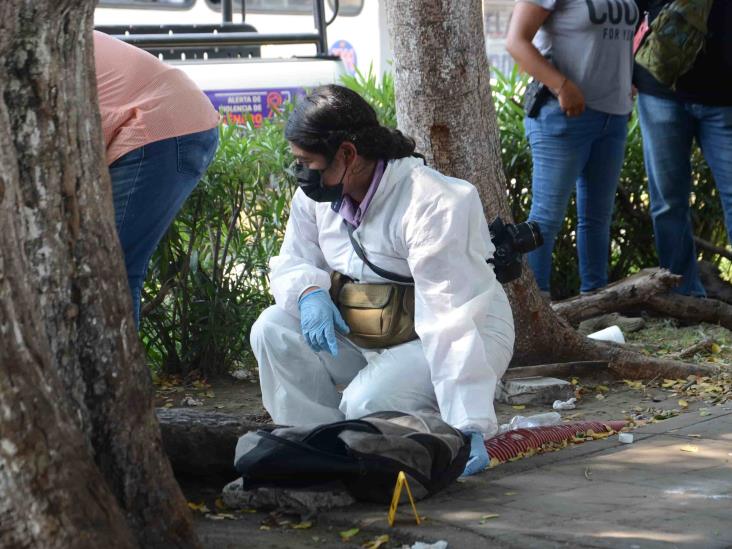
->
[154,317,732,429]
[161,317,732,548]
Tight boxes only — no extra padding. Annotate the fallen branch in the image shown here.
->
[670,338,715,360]
[644,293,732,332]
[552,268,682,326]
[698,260,732,305]
[552,265,732,332]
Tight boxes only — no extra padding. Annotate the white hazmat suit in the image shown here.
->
[251,156,515,437]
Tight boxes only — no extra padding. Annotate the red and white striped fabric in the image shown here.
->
[485,421,627,464]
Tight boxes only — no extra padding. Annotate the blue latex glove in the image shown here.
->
[461,431,489,477]
[298,289,350,356]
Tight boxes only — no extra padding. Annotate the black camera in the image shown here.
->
[488,217,544,284]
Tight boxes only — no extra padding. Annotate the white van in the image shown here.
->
[95,0,391,125]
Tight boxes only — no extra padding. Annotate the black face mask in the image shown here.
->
[294,163,346,203]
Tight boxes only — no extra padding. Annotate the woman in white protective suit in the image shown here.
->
[250,85,515,476]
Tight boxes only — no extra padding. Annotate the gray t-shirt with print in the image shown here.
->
[519,0,639,115]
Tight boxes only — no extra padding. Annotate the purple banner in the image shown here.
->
[205,87,304,126]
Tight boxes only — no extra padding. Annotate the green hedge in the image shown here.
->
[141,69,726,375]
[141,121,294,375]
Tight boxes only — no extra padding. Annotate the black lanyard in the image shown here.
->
[345,222,415,284]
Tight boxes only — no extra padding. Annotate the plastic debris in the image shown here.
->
[410,542,448,549]
[553,397,577,411]
[587,325,625,344]
[510,412,562,429]
[497,412,562,434]
[618,432,634,444]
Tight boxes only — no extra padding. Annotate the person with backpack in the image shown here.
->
[506,0,639,297]
[94,31,220,328]
[249,85,515,477]
[634,0,732,295]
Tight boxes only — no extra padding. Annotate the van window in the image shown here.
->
[206,0,363,16]
[98,0,194,8]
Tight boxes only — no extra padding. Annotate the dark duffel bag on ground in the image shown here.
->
[233,411,470,503]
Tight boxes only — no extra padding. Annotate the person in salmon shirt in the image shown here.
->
[94,31,220,328]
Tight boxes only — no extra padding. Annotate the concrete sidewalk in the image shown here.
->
[197,407,732,548]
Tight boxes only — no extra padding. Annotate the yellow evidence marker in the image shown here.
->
[387,471,421,527]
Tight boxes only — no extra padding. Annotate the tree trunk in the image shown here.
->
[384,0,710,379]
[0,2,197,547]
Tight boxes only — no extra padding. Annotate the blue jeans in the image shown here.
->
[110,127,219,327]
[525,99,628,293]
[637,93,732,296]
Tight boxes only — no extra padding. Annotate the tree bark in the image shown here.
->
[0,2,197,547]
[698,260,732,305]
[644,293,732,331]
[157,409,265,480]
[552,268,682,326]
[384,0,710,379]
[550,266,732,331]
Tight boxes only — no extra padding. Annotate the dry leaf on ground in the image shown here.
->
[362,534,389,549]
[340,528,360,541]
[187,501,210,514]
[480,513,500,524]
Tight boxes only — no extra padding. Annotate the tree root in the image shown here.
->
[505,361,609,379]
[157,408,269,480]
[577,338,720,380]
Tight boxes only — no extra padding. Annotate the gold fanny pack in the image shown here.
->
[330,272,417,349]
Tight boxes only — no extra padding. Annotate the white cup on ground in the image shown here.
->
[587,325,625,344]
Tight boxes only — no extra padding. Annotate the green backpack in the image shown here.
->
[636,0,715,89]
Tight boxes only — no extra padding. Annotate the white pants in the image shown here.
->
[251,305,440,426]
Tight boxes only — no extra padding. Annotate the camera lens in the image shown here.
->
[512,221,544,253]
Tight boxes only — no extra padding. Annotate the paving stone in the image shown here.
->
[633,408,731,435]
[222,478,355,514]
[198,399,732,548]
[496,376,574,405]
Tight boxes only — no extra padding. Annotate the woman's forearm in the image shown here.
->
[506,37,567,93]
[505,2,570,94]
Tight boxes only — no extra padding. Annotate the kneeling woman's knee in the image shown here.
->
[250,305,290,348]
[339,382,376,420]
[339,362,435,420]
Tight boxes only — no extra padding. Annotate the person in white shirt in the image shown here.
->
[250,85,515,476]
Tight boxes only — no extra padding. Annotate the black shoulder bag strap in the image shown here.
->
[345,222,415,284]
